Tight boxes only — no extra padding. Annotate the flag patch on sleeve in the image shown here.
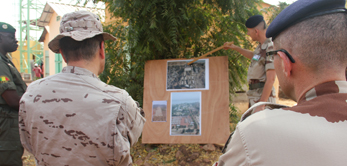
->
[0,76,10,83]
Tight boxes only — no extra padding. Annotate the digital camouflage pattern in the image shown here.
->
[247,38,276,105]
[19,66,146,166]
[0,53,27,166]
[215,81,347,166]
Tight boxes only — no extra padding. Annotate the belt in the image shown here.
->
[249,82,265,90]
[249,79,261,84]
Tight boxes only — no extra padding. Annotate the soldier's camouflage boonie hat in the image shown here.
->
[48,10,117,53]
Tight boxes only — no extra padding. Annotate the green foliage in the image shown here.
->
[91,0,262,126]
[98,0,261,101]
[229,102,240,131]
[266,2,290,24]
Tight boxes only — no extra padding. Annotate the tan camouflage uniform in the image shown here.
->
[247,38,276,106]
[0,53,26,166]
[215,81,347,166]
[19,66,146,166]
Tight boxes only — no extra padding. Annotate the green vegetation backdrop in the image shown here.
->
[79,0,286,127]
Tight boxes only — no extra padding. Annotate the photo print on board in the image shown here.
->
[167,59,209,91]
[152,100,167,122]
[170,92,201,136]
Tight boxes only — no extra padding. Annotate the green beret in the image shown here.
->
[0,22,16,34]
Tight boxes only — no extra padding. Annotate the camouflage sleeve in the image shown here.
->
[18,95,33,154]
[265,42,275,71]
[0,62,16,95]
[117,93,146,147]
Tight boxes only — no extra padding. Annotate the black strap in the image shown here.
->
[221,131,234,153]
[249,82,265,90]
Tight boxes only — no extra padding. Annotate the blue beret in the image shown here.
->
[245,15,264,28]
[266,0,347,40]
[0,22,16,34]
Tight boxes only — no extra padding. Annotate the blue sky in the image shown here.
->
[171,92,201,105]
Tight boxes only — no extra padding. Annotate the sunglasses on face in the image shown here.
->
[266,49,295,63]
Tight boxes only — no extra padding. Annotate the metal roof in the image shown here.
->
[37,2,105,27]
[38,27,47,42]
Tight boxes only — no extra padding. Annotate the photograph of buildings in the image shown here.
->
[170,92,201,136]
[167,59,209,90]
[152,100,167,122]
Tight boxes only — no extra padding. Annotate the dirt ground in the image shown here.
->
[21,97,297,166]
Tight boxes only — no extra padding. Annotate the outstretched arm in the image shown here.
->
[223,42,254,59]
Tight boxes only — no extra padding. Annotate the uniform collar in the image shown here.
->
[298,81,347,104]
[0,53,9,62]
[260,38,272,50]
[0,52,16,67]
[61,66,100,80]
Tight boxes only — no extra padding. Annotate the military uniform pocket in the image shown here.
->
[0,118,20,141]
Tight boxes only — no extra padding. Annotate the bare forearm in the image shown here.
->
[259,80,273,102]
[232,46,254,59]
[223,42,254,59]
[259,70,276,102]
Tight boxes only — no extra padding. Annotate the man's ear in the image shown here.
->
[99,41,105,60]
[277,51,293,77]
[59,49,68,63]
[254,28,259,35]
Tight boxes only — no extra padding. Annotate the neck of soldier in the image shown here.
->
[67,56,101,76]
[0,49,8,57]
[293,66,346,102]
[258,31,267,45]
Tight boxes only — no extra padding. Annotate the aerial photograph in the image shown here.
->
[167,59,209,90]
[170,92,201,136]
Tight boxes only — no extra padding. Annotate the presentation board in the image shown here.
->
[142,56,230,144]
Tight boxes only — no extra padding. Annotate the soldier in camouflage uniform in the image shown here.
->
[223,15,276,112]
[0,22,26,166]
[215,0,347,165]
[19,11,146,166]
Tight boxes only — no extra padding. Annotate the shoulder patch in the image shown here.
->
[0,76,10,83]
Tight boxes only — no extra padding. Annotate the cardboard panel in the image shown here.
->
[142,56,230,144]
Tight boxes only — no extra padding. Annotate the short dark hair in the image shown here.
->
[274,13,347,72]
[59,35,104,63]
[255,20,267,30]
